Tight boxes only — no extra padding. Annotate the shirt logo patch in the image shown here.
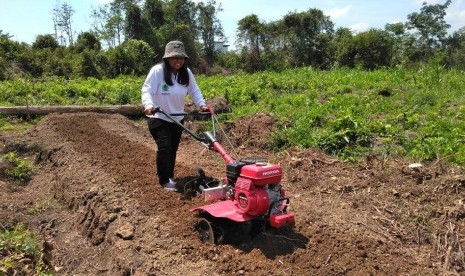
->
[162,84,169,91]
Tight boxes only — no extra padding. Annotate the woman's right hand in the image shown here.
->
[145,107,161,115]
[144,107,155,115]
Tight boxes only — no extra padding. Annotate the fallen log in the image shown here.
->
[0,105,143,117]
[0,96,231,118]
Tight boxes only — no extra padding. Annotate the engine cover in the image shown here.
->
[239,162,282,186]
[234,177,269,216]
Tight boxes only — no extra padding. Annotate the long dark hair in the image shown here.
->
[162,60,189,86]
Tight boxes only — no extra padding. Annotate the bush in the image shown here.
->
[1,152,34,181]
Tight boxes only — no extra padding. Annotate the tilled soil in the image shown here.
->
[1,112,464,275]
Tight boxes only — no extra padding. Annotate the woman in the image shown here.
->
[141,40,208,191]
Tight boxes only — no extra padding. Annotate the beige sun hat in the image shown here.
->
[163,40,189,59]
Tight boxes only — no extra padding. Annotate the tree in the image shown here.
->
[0,30,12,39]
[385,22,413,65]
[331,27,355,68]
[41,47,74,78]
[74,32,101,53]
[90,0,137,47]
[255,21,291,72]
[237,14,265,72]
[196,0,224,65]
[353,29,394,70]
[406,0,452,59]
[105,39,155,76]
[53,1,75,45]
[164,0,197,35]
[143,0,165,29]
[124,3,151,42]
[445,27,465,69]
[281,9,334,68]
[91,5,118,47]
[0,37,40,79]
[0,37,21,80]
[78,50,99,78]
[106,14,125,46]
[32,34,60,50]
[123,39,156,74]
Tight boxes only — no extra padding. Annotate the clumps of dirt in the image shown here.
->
[283,147,339,185]
[184,96,231,117]
[222,112,279,149]
[0,157,9,179]
[183,111,280,158]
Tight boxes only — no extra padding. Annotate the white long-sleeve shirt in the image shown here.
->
[141,63,206,122]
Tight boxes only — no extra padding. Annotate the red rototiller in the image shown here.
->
[155,106,295,244]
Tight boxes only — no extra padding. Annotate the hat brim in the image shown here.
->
[163,53,189,59]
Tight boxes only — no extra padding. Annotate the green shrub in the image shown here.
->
[0,223,51,275]
[1,152,34,181]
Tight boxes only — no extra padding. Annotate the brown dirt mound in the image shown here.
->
[1,112,464,275]
[225,112,278,149]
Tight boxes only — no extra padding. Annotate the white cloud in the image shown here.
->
[446,8,465,31]
[414,0,442,5]
[326,6,351,19]
[349,22,369,33]
[447,0,465,31]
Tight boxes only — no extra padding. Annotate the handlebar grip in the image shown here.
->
[206,105,215,115]
[152,107,160,115]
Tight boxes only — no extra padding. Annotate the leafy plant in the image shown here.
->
[0,223,51,275]
[1,152,34,181]
[26,201,53,215]
[0,115,39,132]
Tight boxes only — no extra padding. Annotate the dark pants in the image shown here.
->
[147,118,183,186]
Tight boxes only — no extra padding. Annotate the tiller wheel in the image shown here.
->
[196,217,225,245]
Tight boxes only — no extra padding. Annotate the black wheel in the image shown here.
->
[183,178,221,196]
[183,178,201,197]
[196,217,225,245]
[197,218,215,244]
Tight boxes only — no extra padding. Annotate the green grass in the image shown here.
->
[1,66,465,165]
[1,152,34,181]
[0,223,52,275]
[26,200,53,215]
[0,115,39,132]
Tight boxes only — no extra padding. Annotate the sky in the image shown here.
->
[1,0,464,48]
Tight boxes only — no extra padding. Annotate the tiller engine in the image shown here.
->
[156,107,295,244]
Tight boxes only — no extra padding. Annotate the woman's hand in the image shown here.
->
[144,107,160,115]
[144,107,154,115]
[200,105,209,112]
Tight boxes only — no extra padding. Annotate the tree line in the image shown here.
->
[0,0,464,81]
